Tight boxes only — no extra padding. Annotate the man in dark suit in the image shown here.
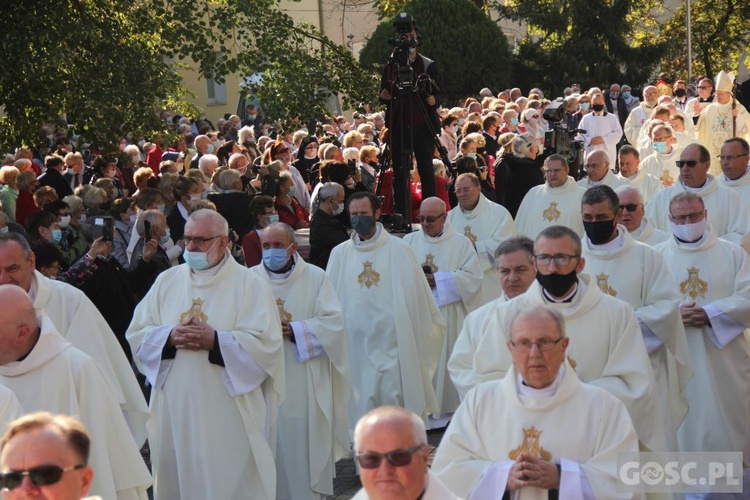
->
[309,182,348,269]
[38,155,73,198]
[605,83,629,129]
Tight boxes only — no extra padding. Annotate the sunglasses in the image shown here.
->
[676,160,699,168]
[621,203,641,212]
[1,464,85,490]
[356,445,425,469]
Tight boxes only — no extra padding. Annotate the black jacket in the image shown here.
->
[309,209,349,270]
[208,191,255,240]
[494,155,545,218]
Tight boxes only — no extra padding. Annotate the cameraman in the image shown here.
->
[379,13,441,219]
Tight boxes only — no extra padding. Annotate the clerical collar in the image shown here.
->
[266,254,296,279]
[723,168,750,183]
[589,228,624,251]
[681,179,709,193]
[354,224,382,247]
[542,282,578,303]
[517,364,566,397]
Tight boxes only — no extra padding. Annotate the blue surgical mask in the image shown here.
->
[268,214,279,224]
[510,117,519,126]
[51,229,63,244]
[0,226,8,234]
[466,152,477,159]
[580,103,590,111]
[160,227,171,245]
[262,245,292,272]
[184,239,218,270]
[206,144,215,154]
[622,91,631,99]
[288,185,297,197]
[653,141,668,154]
[351,215,375,236]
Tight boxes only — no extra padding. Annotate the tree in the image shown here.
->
[370,0,491,19]
[0,0,378,151]
[359,0,513,106]
[494,0,664,95]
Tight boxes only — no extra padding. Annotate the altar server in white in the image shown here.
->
[616,145,664,203]
[447,173,515,303]
[516,155,586,239]
[646,143,750,248]
[127,210,285,500]
[0,232,149,446]
[615,186,669,247]
[581,185,692,450]
[251,223,350,500]
[0,285,152,499]
[327,192,444,427]
[577,93,623,166]
[655,193,750,482]
[471,226,666,453]
[433,305,640,499]
[404,197,483,420]
[449,237,537,400]
[717,137,750,197]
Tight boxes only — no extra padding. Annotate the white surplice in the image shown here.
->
[432,362,640,499]
[631,218,670,247]
[577,111,623,165]
[326,223,445,427]
[126,251,285,500]
[583,228,692,450]
[577,168,626,190]
[515,177,587,240]
[447,194,516,304]
[655,230,750,460]
[0,384,22,429]
[404,223,484,415]
[471,276,667,453]
[29,270,148,447]
[624,103,656,145]
[0,315,152,500]
[616,168,665,204]
[250,256,350,500]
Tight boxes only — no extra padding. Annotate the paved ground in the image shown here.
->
[333,427,446,499]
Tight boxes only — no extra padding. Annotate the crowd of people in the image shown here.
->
[0,68,749,499]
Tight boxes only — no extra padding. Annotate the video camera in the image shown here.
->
[387,13,422,76]
[542,97,584,177]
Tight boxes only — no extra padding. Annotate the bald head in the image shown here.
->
[262,222,296,246]
[418,197,447,237]
[584,150,610,182]
[0,285,39,364]
[353,406,427,453]
[420,197,445,213]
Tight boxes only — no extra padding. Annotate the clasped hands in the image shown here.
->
[169,316,215,350]
[507,453,560,491]
[680,302,709,327]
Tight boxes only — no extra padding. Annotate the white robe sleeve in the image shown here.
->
[559,457,596,499]
[466,461,512,500]
[434,271,462,307]
[289,320,325,362]
[134,324,174,389]
[639,320,664,355]
[216,330,268,397]
[703,304,747,348]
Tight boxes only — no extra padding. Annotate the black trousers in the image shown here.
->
[390,123,436,217]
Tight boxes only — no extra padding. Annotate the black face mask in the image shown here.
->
[536,270,578,298]
[583,219,616,245]
[592,104,605,112]
[674,88,687,98]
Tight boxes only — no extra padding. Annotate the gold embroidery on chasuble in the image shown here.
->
[542,202,561,222]
[276,298,293,322]
[595,273,617,297]
[680,267,708,300]
[509,426,552,461]
[661,170,674,186]
[179,298,209,324]
[464,226,477,244]
[567,356,577,370]
[422,254,438,273]
[358,261,381,288]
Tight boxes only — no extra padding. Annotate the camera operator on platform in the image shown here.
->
[379,13,441,221]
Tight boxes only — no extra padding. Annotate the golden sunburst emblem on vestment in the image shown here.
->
[595,273,617,297]
[542,201,561,222]
[179,298,208,324]
[680,267,708,299]
[509,426,552,461]
[357,261,381,288]
[422,254,438,273]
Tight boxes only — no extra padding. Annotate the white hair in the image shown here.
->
[342,147,359,162]
[353,406,427,453]
[615,185,644,205]
[187,208,229,235]
[238,126,254,145]
[216,169,241,191]
[198,154,219,174]
[123,144,140,157]
[504,304,566,341]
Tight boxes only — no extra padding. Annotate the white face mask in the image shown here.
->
[670,218,707,242]
[57,215,71,229]
[332,200,344,216]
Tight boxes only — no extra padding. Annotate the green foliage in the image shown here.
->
[654,0,750,79]
[495,0,664,95]
[360,0,512,105]
[373,0,491,19]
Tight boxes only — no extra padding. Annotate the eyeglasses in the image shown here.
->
[417,213,445,223]
[583,163,602,170]
[717,153,748,161]
[621,203,642,212]
[0,464,85,490]
[509,337,564,352]
[676,160,700,168]
[697,86,712,90]
[534,254,579,266]
[356,445,425,469]
[183,235,222,245]
[670,211,705,224]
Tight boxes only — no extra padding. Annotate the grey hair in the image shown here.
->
[512,133,537,158]
[217,169,241,191]
[17,171,37,190]
[504,304,567,341]
[198,154,219,174]
[62,195,84,214]
[318,182,343,202]
[135,210,165,238]
[353,406,427,453]
[494,236,534,268]
[264,222,296,244]
[536,225,582,256]
[83,187,107,209]
[615,185,644,205]
[669,192,705,213]
[238,126,254,145]
[187,208,229,235]
[227,153,246,169]
[0,232,32,259]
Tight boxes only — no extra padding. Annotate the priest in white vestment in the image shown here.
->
[639,124,685,187]
[515,155,586,239]
[646,144,750,248]
[616,145,664,203]
[577,150,625,190]
[352,406,461,500]
[449,236,537,400]
[327,192,445,427]
[696,71,750,175]
[655,193,750,489]
[576,93,623,165]
[126,210,285,500]
[404,198,483,420]
[447,173,516,304]
[433,305,640,499]
[580,185,692,450]
[0,384,22,429]
[250,223,350,500]
[716,138,750,198]
[624,86,659,145]
[0,233,149,447]
[0,286,152,500]
[471,226,666,453]
[616,186,670,247]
